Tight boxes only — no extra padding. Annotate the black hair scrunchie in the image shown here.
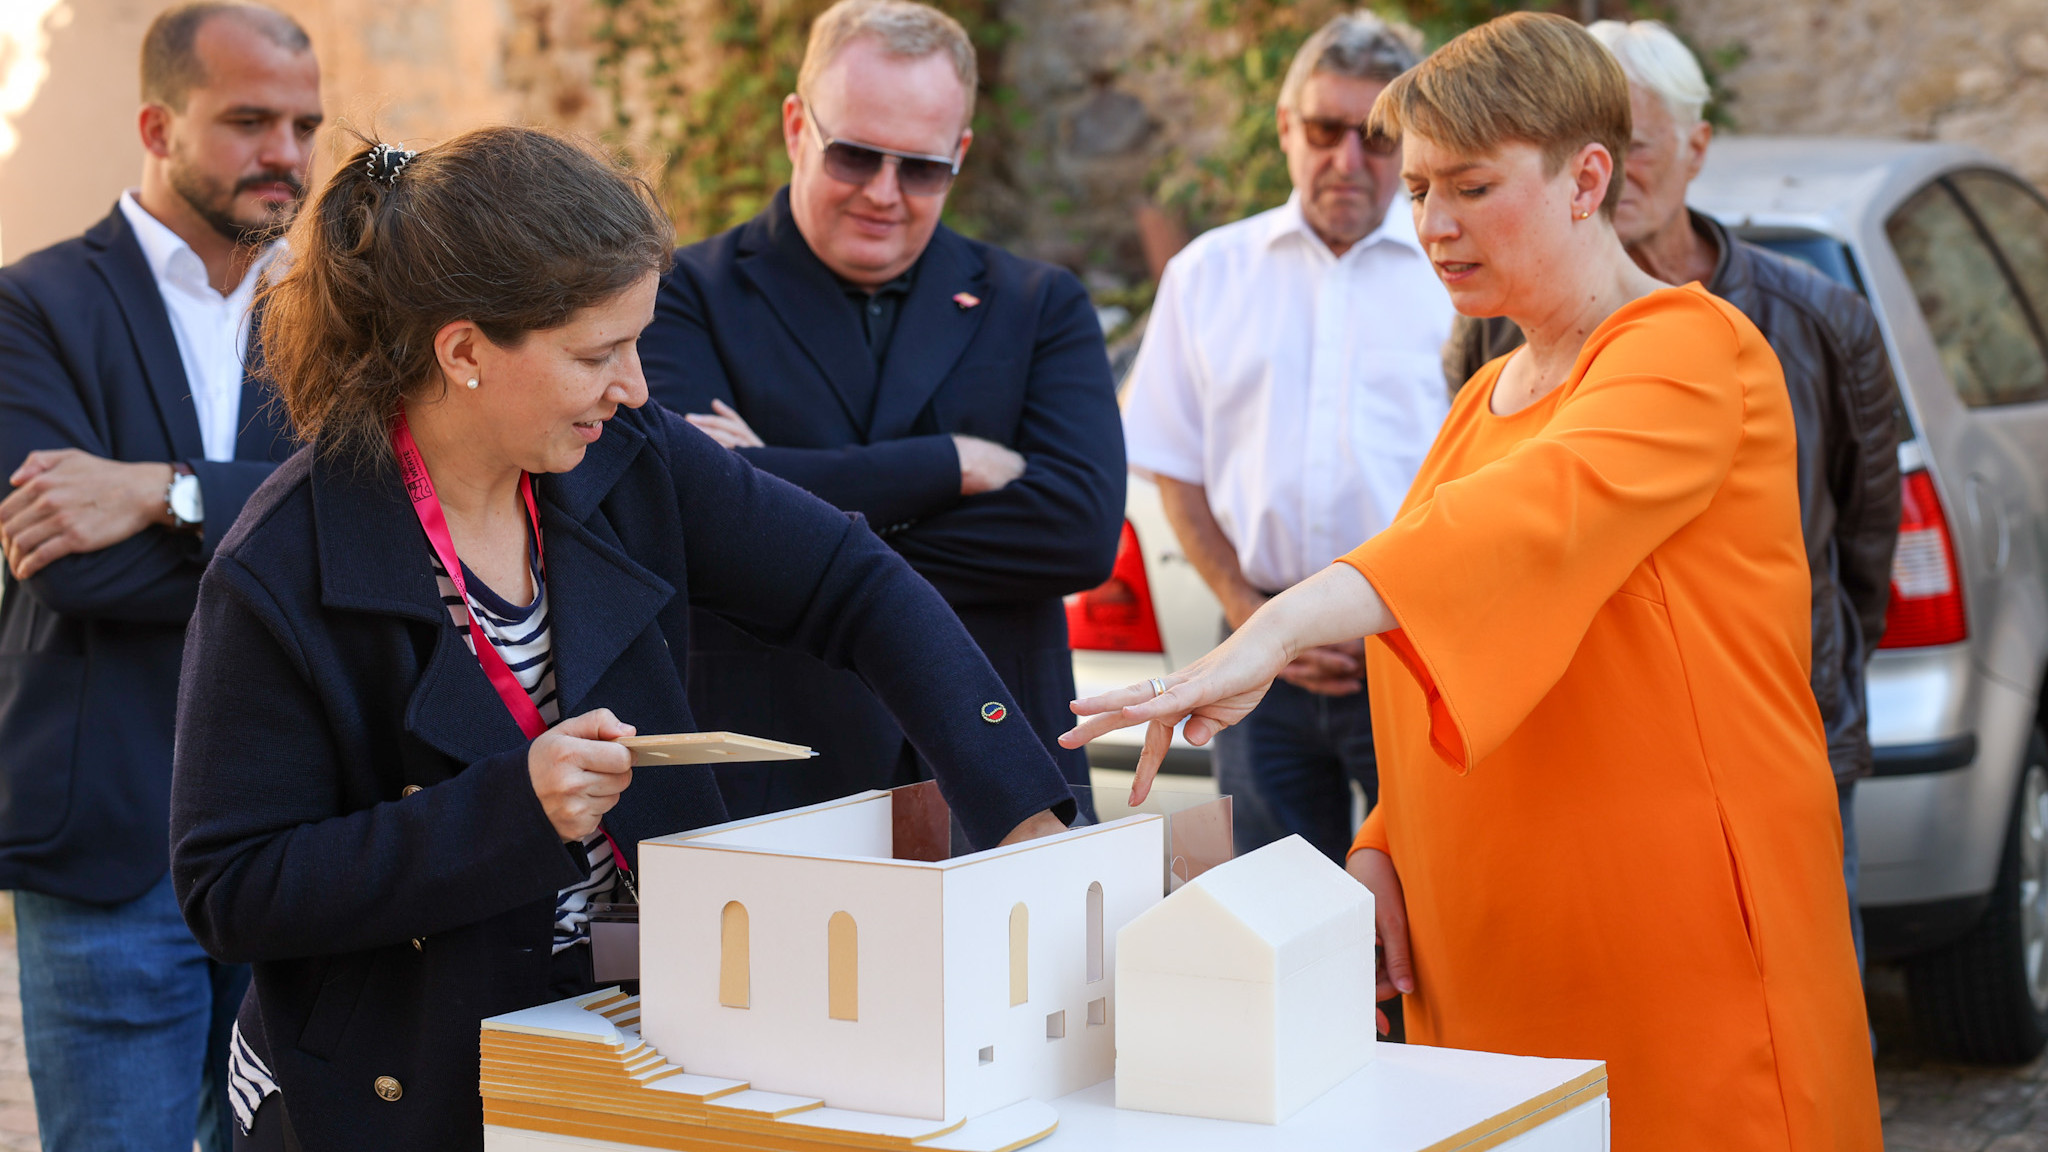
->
[365,143,417,187]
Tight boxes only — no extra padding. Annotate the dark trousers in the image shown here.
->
[1211,674,1377,863]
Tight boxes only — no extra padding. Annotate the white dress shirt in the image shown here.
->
[117,192,278,463]
[1121,192,1454,592]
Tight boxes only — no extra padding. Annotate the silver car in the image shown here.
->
[1690,138,2048,1062]
[1075,137,2048,1061]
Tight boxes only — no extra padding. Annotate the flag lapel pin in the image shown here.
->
[953,291,981,310]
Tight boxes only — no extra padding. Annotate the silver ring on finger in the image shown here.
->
[1148,677,1167,699]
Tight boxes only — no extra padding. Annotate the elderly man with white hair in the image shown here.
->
[1444,18,1901,971]
[1121,12,1453,863]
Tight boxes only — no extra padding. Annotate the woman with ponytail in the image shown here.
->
[168,127,1074,1151]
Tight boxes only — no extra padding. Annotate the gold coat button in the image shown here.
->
[400,785,422,798]
[411,937,424,952]
[374,1075,402,1101]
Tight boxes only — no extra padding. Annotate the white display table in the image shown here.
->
[1042,1042,1606,1152]
[485,1042,1607,1152]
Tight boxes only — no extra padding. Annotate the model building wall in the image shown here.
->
[637,792,1166,1124]
[638,843,948,1119]
[938,820,1163,1121]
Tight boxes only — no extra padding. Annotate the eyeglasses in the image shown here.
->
[1293,113,1399,156]
[802,98,963,197]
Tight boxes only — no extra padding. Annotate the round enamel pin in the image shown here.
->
[981,701,1007,724]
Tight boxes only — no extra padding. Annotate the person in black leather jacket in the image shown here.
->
[1442,20,1900,968]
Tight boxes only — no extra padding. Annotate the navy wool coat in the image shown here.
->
[0,206,292,903]
[641,189,1125,819]
[169,404,1076,1151]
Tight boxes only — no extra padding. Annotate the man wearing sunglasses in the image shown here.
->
[639,0,1123,822]
[1120,13,1452,864]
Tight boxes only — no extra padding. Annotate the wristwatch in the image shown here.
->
[165,463,203,534]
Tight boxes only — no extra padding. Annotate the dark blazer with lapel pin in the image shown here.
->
[0,205,293,904]
[168,402,1076,1151]
[641,188,1125,817]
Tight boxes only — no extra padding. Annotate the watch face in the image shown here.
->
[170,474,204,525]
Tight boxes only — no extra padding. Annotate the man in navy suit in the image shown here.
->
[641,0,1125,821]
[0,4,314,1148]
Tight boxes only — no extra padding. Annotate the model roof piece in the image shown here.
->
[1114,833,1378,1125]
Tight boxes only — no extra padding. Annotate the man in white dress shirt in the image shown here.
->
[0,5,317,1148]
[1120,12,1452,861]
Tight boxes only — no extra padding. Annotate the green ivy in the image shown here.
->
[594,0,1731,260]
[1144,0,1713,241]
[1145,1,1538,239]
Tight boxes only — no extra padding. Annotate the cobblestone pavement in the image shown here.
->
[1868,965,2048,1152]
[0,900,34,1152]
[0,900,2034,1151]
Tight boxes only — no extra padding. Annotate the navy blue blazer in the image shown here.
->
[642,189,1124,818]
[0,206,292,903]
[169,403,1075,1150]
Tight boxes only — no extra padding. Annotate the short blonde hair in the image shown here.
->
[796,0,978,127]
[1368,12,1632,216]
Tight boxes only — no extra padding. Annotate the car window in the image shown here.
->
[1949,170,2048,337]
[1745,231,1864,293]
[1887,182,2048,408]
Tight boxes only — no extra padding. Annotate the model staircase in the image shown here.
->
[481,988,1056,1152]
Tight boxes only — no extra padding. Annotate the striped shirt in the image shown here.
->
[229,539,616,1134]
[429,544,618,952]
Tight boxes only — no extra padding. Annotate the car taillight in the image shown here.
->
[1879,469,1967,648]
[1065,520,1164,653]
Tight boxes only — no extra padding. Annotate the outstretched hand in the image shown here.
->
[1059,563,1397,807]
[1059,625,1292,806]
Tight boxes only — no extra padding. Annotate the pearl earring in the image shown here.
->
[465,378,479,390]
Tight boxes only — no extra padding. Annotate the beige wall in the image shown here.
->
[1670,0,2048,190]
[0,0,565,263]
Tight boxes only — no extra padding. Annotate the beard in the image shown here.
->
[168,161,305,245]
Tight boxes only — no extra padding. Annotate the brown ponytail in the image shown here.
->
[258,126,673,466]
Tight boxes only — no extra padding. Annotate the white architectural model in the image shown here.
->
[637,789,1164,1123]
[479,784,1169,1151]
[1115,834,1378,1124]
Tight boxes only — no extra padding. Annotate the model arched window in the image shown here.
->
[1086,882,1104,983]
[1009,902,1029,1006]
[828,911,858,1021]
[720,901,750,1009]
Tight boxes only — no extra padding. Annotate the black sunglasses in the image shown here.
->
[802,99,963,197]
[1294,113,1399,156]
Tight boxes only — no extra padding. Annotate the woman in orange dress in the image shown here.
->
[1064,13,1880,1150]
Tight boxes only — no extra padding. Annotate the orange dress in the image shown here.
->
[1344,285,1880,1150]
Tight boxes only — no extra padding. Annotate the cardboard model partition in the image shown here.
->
[483,783,1167,1151]
[616,731,815,766]
[1114,834,1379,1125]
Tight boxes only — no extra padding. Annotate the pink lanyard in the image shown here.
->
[392,413,548,741]
[392,415,640,892]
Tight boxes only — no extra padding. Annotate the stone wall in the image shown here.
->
[12,0,2048,271]
[1668,0,2048,189]
[0,0,606,262]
